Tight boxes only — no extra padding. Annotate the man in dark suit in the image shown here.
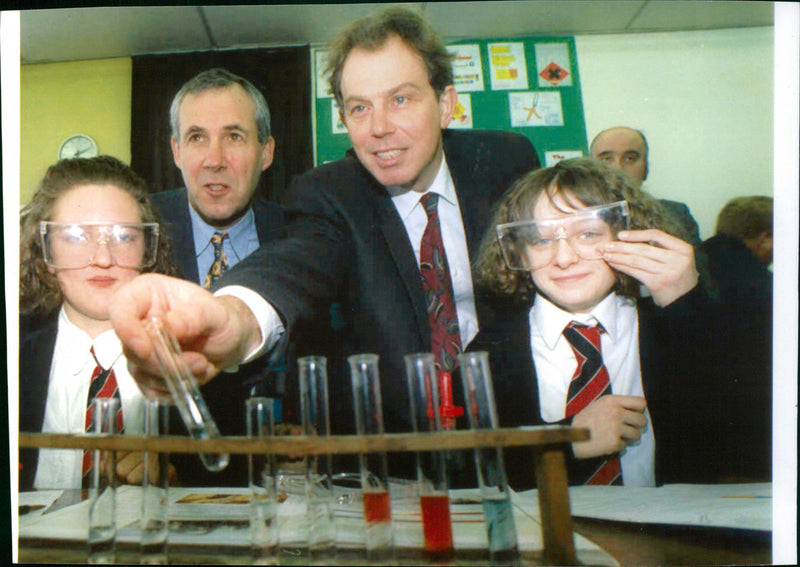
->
[694,196,773,482]
[590,126,701,245]
[109,8,538,466]
[150,68,285,485]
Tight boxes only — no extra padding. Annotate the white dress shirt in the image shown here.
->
[530,292,656,486]
[33,308,146,490]
[220,153,479,360]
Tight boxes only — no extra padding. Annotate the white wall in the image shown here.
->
[576,27,773,240]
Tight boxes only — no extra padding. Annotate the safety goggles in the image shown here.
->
[40,221,159,269]
[496,200,630,271]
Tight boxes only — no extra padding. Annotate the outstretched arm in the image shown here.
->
[109,273,262,396]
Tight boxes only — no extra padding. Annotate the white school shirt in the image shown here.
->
[33,308,146,490]
[219,153,479,361]
[530,292,656,487]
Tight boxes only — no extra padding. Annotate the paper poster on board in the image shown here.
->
[544,150,583,166]
[315,50,332,98]
[535,43,572,87]
[509,91,564,127]
[448,44,484,92]
[448,93,473,129]
[488,42,528,90]
[331,100,346,134]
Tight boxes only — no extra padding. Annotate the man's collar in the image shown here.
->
[189,204,255,255]
[389,154,456,220]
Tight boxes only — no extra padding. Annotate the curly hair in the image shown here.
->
[474,157,685,305]
[325,7,455,108]
[20,155,178,317]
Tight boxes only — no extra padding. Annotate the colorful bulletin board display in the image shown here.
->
[312,36,587,168]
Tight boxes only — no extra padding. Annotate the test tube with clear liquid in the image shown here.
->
[247,397,278,564]
[298,355,337,561]
[457,351,520,565]
[144,316,229,472]
[87,397,119,564]
[140,396,170,564]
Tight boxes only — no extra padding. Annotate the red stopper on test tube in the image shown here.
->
[438,371,463,429]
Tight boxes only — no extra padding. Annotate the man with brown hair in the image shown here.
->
[691,195,773,483]
[109,8,539,446]
[702,195,773,303]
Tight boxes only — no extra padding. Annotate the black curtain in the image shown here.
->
[130,46,313,204]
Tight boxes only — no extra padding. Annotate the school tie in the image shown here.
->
[203,232,229,289]
[82,347,123,488]
[419,192,462,372]
[563,321,622,485]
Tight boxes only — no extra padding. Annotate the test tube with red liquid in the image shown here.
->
[404,353,454,559]
[348,354,394,561]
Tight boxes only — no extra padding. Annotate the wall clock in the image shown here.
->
[58,134,98,160]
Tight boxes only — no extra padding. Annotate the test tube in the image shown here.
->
[87,397,119,564]
[404,353,454,559]
[457,351,520,564]
[140,396,170,564]
[298,356,336,560]
[348,354,393,561]
[144,316,229,472]
[247,397,278,564]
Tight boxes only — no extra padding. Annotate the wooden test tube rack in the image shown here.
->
[19,425,588,565]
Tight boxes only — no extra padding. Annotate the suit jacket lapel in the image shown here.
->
[376,186,431,343]
[340,148,431,342]
[23,323,58,433]
[445,142,490,261]
[174,189,200,283]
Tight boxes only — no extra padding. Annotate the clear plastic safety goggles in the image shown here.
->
[40,221,159,269]
[496,200,630,271]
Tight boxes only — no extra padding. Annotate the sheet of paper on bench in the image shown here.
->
[18,485,618,565]
[513,483,771,532]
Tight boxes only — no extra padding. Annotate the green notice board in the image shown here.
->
[312,36,587,167]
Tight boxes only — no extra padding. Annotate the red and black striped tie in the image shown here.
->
[563,322,622,485]
[82,347,123,488]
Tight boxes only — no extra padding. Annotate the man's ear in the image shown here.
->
[261,136,276,171]
[439,85,458,129]
[170,137,181,168]
[756,231,772,255]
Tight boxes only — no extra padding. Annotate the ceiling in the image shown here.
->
[20,1,774,65]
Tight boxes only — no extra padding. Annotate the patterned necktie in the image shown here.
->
[82,347,123,488]
[419,193,462,372]
[203,231,229,289]
[563,322,622,485]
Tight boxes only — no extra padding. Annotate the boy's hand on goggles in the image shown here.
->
[602,228,698,306]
